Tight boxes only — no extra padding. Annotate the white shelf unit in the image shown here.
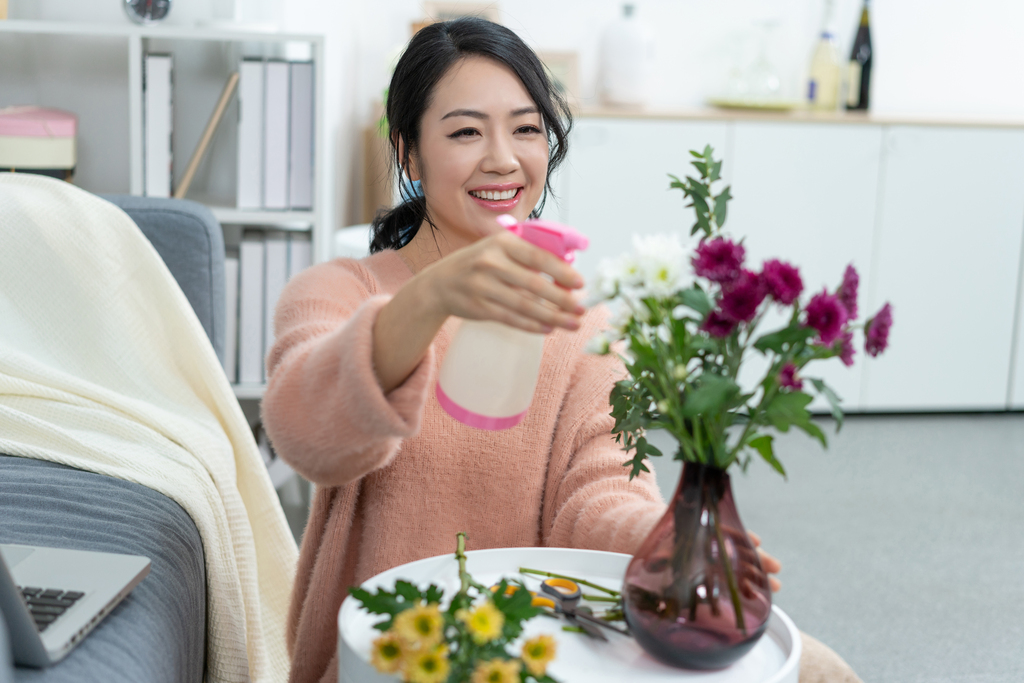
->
[0,20,329,401]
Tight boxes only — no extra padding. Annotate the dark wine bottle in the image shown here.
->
[845,0,872,110]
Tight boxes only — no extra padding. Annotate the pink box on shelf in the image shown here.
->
[0,106,78,174]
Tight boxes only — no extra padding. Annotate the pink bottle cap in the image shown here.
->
[496,214,589,263]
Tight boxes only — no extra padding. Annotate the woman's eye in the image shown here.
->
[516,125,542,135]
[450,128,479,138]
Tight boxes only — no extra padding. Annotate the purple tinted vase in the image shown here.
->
[623,462,772,670]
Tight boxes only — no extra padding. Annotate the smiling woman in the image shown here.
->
[259,17,856,683]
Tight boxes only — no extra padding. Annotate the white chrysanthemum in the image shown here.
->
[656,324,672,344]
[632,234,690,298]
[586,333,611,355]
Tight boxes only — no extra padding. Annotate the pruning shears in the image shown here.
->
[538,578,629,640]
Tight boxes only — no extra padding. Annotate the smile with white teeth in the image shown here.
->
[470,188,520,201]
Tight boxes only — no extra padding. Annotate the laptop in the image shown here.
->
[0,544,150,667]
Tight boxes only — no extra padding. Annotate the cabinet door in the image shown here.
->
[861,126,1024,410]
[728,122,883,411]
[561,119,729,285]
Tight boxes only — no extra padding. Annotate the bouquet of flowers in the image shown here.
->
[588,146,894,478]
[352,534,559,683]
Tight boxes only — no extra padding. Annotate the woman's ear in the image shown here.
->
[395,134,421,182]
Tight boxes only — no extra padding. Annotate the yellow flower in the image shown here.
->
[369,631,407,674]
[404,645,450,683]
[456,601,505,644]
[393,602,445,646]
[520,634,557,676]
[470,658,522,683]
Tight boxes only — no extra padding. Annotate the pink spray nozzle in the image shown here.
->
[496,214,589,263]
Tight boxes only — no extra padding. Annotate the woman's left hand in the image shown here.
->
[748,530,782,592]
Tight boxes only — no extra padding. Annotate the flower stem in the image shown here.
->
[518,568,620,596]
[456,532,471,596]
[581,594,620,603]
[709,497,747,637]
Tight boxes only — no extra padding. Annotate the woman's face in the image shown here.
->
[409,56,550,245]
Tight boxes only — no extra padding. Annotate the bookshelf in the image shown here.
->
[0,20,329,402]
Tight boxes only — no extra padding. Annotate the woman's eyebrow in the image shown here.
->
[440,106,540,121]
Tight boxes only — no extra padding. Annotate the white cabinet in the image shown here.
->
[559,118,729,285]
[728,122,883,410]
[561,114,1024,412]
[860,126,1024,410]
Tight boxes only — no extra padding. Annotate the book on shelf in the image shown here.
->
[263,60,290,210]
[228,230,314,391]
[235,56,315,212]
[236,58,264,210]
[287,232,312,280]
[288,61,314,210]
[224,253,240,383]
[263,230,289,357]
[238,230,265,384]
[143,53,173,198]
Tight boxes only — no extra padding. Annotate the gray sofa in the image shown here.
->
[0,194,226,682]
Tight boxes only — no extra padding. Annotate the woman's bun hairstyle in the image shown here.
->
[370,17,573,254]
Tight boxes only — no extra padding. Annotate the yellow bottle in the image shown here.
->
[808,30,841,110]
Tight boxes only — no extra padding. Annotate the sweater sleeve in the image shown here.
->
[541,318,667,555]
[261,259,435,488]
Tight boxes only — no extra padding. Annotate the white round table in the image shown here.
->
[338,547,800,683]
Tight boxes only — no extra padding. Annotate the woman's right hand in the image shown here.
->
[418,230,587,334]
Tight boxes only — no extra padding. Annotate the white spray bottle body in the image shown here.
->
[436,215,589,430]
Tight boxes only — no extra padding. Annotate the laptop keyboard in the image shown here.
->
[17,586,85,632]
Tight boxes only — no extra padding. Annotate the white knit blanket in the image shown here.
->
[0,174,297,682]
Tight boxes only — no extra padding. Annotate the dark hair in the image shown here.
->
[369,17,573,254]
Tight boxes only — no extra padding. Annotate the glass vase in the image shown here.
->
[623,462,772,669]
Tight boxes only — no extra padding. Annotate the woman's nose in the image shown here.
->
[480,132,519,175]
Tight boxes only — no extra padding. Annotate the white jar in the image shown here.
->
[599,4,655,107]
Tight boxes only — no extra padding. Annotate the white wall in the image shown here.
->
[15,0,1024,222]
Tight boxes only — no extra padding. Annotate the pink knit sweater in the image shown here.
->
[262,250,666,683]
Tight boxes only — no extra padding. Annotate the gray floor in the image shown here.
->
[648,414,1024,683]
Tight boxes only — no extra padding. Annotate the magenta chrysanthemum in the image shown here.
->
[720,270,766,322]
[805,289,848,346]
[865,302,893,357]
[836,264,859,320]
[692,237,745,284]
[778,363,803,390]
[837,329,856,367]
[762,259,803,305]
[702,309,737,338]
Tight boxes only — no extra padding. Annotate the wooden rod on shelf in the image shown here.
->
[174,71,239,199]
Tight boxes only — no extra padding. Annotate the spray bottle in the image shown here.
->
[436,214,589,430]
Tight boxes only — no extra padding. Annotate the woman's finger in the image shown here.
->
[495,265,586,315]
[747,530,762,547]
[769,576,782,593]
[501,234,585,290]
[482,285,580,331]
[757,548,782,574]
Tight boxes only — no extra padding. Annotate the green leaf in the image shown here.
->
[748,434,786,477]
[680,286,712,316]
[713,185,732,227]
[796,419,828,448]
[809,378,845,432]
[691,192,710,219]
[686,177,709,197]
[763,391,814,432]
[680,374,741,417]
[708,160,723,183]
[424,584,444,605]
[692,161,708,176]
[753,325,817,354]
[623,454,651,480]
[689,150,704,158]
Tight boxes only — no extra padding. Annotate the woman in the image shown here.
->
[263,17,858,683]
